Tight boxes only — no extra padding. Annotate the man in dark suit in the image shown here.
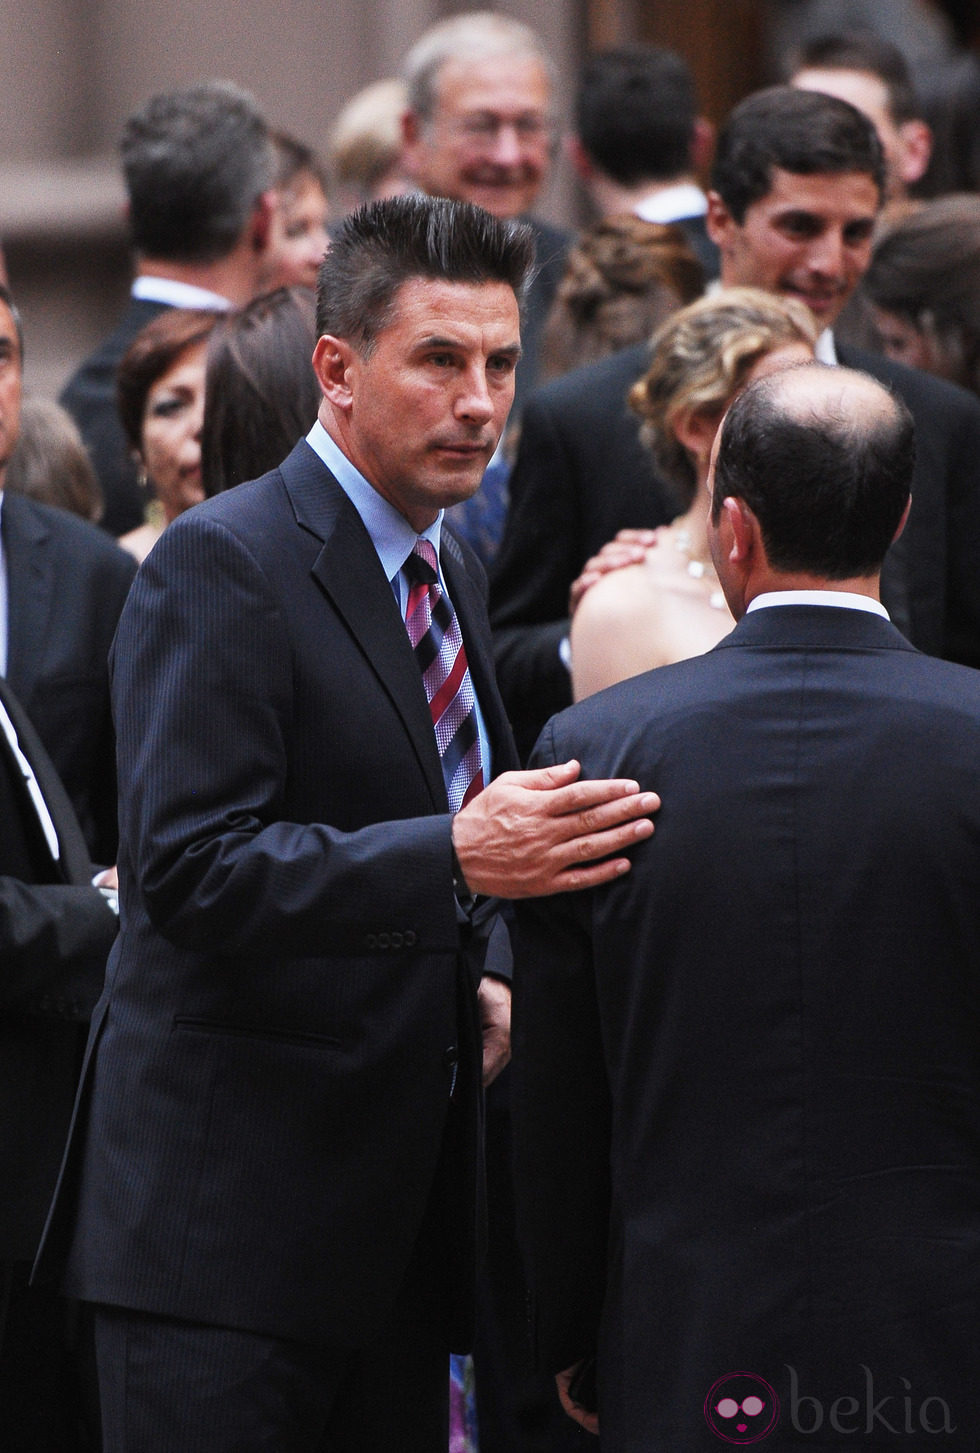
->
[568,44,719,280]
[0,286,136,863]
[37,196,656,1452]
[59,80,277,535]
[0,674,118,1451]
[513,364,980,1449]
[491,86,980,759]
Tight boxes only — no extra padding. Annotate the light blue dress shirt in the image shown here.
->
[305,422,492,780]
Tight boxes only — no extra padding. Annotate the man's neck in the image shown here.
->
[134,250,258,308]
[588,172,701,221]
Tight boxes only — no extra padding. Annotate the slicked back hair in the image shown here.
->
[315,194,535,354]
[121,80,274,263]
[711,86,885,224]
[576,45,698,185]
[712,364,913,578]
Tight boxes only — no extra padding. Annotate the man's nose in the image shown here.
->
[807,229,845,276]
[456,367,494,422]
[487,122,524,168]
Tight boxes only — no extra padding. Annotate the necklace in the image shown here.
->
[673,527,727,611]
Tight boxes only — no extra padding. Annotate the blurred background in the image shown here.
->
[3,0,976,397]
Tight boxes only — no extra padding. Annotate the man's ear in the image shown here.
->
[896,119,933,188]
[706,190,734,250]
[690,117,715,176]
[892,495,912,544]
[566,135,595,183]
[400,109,424,181]
[721,495,756,564]
[313,334,356,410]
[249,189,277,254]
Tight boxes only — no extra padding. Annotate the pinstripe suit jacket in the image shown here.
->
[38,441,518,1350]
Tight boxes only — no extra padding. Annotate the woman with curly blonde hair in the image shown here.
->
[571,288,817,698]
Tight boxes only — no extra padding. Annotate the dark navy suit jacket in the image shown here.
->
[513,605,980,1448]
[38,441,518,1351]
[0,678,116,1261]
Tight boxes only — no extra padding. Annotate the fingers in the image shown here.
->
[614,527,660,546]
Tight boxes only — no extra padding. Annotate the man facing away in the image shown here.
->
[513,363,980,1449]
[568,43,719,279]
[60,80,276,535]
[35,194,656,1453]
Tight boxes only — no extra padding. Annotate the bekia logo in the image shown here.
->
[704,1372,780,1444]
[704,1366,956,1441]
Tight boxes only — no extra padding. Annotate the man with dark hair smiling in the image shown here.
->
[514,363,980,1447]
[37,194,657,1452]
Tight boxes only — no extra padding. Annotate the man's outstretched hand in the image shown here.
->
[452,759,658,899]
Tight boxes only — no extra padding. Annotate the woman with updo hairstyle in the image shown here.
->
[116,307,224,562]
[201,286,319,497]
[570,288,818,700]
[861,194,980,398]
[539,214,704,382]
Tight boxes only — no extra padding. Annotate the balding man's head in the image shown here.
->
[711,363,913,579]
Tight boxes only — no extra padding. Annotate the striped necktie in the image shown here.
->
[403,538,484,812]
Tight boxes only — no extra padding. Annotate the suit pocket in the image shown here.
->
[172,1016,345,1049]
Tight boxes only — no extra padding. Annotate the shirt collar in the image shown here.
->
[305,419,442,582]
[634,182,708,225]
[815,328,838,364]
[132,276,232,311]
[747,589,888,618]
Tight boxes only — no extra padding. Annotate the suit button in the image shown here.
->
[365,933,377,950]
[404,930,417,947]
[377,932,390,949]
[390,931,403,949]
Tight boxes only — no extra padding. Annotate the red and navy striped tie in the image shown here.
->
[403,538,485,812]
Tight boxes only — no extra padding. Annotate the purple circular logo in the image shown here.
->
[704,1372,780,1444]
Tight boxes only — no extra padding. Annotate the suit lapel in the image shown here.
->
[0,676,93,882]
[280,443,449,811]
[2,494,53,705]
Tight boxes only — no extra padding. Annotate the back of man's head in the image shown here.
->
[712,364,913,578]
[121,80,273,263]
[315,193,534,353]
[711,86,885,223]
[787,32,920,126]
[575,45,697,186]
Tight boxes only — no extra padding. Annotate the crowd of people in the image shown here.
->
[3,8,980,1451]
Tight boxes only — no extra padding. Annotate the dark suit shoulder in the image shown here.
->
[837,343,980,421]
[524,342,651,418]
[60,298,169,405]
[4,493,136,581]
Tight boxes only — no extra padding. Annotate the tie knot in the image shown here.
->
[405,537,439,586]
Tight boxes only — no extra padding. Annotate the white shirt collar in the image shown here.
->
[747,589,888,618]
[132,276,232,311]
[634,182,708,225]
[305,419,442,585]
[815,328,838,364]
